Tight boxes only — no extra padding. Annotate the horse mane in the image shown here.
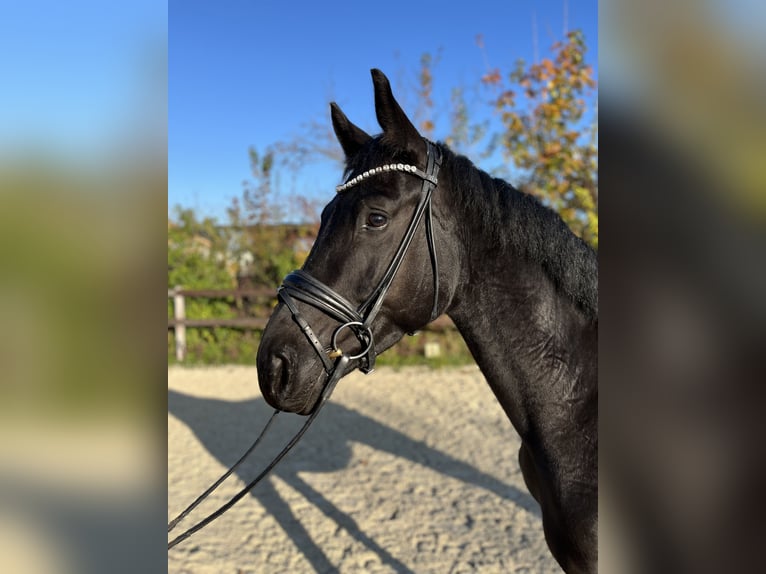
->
[440,144,598,319]
[340,137,598,318]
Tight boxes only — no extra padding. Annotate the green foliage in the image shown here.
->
[168,330,261,366]
[168,145,321,365]
[375,330,475,368]
[168,206,235,290]
[168,206,243,363]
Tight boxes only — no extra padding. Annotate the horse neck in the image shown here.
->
[441,175,597,440]
[449,261,595,438]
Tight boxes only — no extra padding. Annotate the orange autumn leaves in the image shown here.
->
[483,31,598,248]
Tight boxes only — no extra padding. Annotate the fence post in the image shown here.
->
[173,286,186,362]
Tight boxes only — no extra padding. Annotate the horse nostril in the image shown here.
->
[258,352,290,410]
[270,354,292,393]
[269,354,283,381]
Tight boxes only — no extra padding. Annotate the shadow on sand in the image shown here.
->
[168,390,539,573]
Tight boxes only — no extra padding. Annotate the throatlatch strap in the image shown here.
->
[425,142,442,321]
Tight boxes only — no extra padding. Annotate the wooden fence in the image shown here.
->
[168,286,455,361]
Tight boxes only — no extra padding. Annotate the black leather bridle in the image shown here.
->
[168,140,442,550]
[278,139,442,376]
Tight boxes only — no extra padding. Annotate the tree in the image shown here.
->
[226,146,315,287]
[482,30,598,247]
[167,206,234,290]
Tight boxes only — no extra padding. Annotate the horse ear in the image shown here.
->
[371,69,423,156]
[330,102,371,158]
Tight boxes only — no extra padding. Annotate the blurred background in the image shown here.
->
[1,1,167,572]
[599,0,766,572]
[1,0,764,571]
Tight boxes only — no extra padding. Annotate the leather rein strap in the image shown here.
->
[168,356,350,550]
[278,139,442,374]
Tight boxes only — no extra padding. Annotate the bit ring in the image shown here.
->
[330,321,373,361]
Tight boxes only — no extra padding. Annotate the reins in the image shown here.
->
[167,140,441,550]
[168,355,350,549]
[167,408,279,534]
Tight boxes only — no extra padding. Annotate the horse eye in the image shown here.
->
[366,213,388,228]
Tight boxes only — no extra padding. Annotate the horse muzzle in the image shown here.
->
[257,338,323,415]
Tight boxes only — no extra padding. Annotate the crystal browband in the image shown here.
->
[336,162,438,193]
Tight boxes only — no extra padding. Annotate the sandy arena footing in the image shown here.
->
[168,365,559,573]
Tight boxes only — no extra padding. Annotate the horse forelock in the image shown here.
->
[341,135,419,181]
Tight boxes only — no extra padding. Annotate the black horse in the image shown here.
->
[257,69,597,573]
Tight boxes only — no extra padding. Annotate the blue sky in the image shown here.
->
[2,1,595,219]
[170,0,597,221]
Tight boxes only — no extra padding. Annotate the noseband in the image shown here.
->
[278,139,442,376]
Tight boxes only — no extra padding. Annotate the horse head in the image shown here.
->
[257,69,459,414]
